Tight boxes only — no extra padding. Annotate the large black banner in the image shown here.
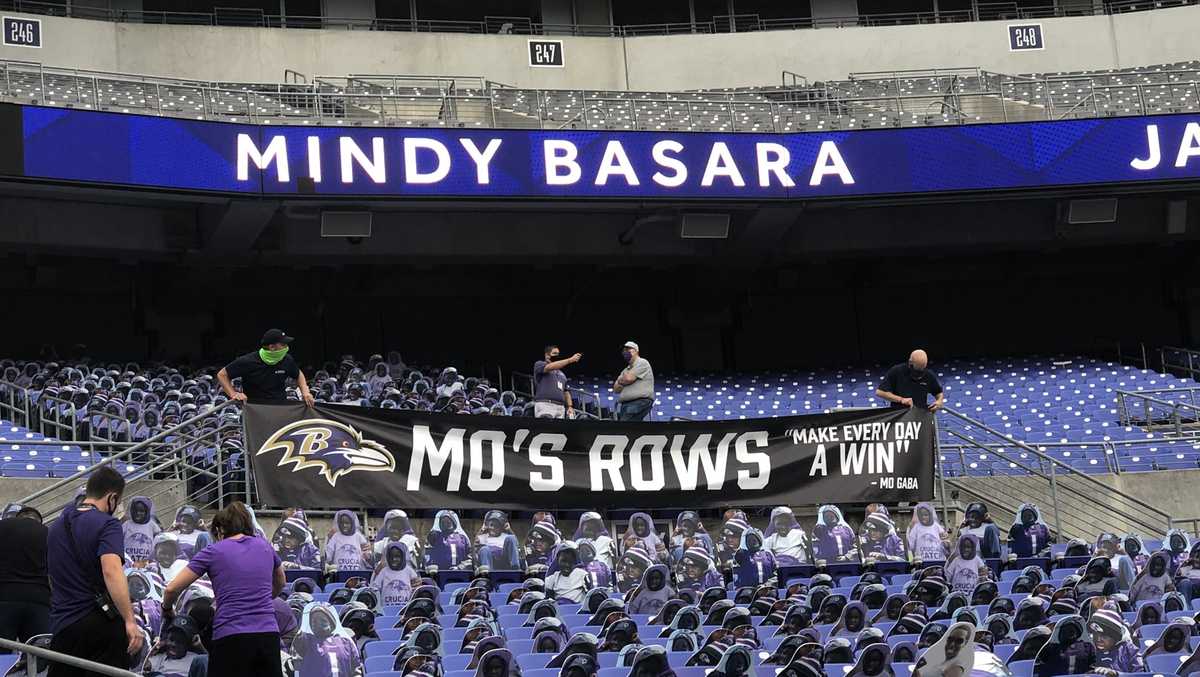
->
[243,403,935,510]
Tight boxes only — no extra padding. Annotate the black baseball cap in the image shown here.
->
[166,614,199,640]
[260,329,294,346]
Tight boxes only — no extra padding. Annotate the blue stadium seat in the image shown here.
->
[517,654,553,671]
[1008,659,1035,677]
[364,641,402,658]
[1137,624,1170,643]
[365,655,398,674]
[1145,653,1187,673]
[507,640,534,656]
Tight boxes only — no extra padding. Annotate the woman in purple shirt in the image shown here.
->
[162,502,285,677]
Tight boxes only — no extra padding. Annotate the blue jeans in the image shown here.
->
[477,534,522,570]
[617,398,653,421]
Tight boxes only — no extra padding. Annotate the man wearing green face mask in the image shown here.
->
[217,329,315,406]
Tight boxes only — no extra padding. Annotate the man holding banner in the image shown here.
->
[218,329,315,407]
[876,349,944,412]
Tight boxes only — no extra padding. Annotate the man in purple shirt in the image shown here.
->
[46,466,143,676]
[533,345,581,419]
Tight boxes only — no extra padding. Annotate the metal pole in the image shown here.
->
[1046,456,1063,541]
[934,415,951,526]
[217,438,225,508]
[0,637,139,676]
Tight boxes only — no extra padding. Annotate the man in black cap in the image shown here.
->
[217,329,315,406]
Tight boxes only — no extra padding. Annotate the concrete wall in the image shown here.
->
[0,476,186,519]
[3,5,1200,87]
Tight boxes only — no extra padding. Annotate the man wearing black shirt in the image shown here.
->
[876,349,944,411]
[0,504,49,645]
[217,329,315,406]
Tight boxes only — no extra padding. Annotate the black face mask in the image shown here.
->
[908,362,926,378]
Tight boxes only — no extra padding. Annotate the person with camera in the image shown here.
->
[46,466,143,675]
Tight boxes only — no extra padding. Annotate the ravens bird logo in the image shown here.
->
[256,418,395,487]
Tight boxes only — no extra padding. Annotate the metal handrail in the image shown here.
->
[17,400,241,508]
[1159,346,1200,379]
[945,427,1170,538]
[12,57,1200,132]
[27,392,75,439]
[941,406,1174,534]
[943,425,1061,537]
[0,636,139,676]
[1056,89,1112,120]
[508,370,604,419]
[1115,389,1200,435]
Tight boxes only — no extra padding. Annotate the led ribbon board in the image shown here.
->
[14,104,1200,198]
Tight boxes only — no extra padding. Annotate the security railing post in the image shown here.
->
[1174,406,1183,436]
[217,439,225,508]
[935,415,951,526]
[1144,398,1151,430]
[1047,459,1063,539]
